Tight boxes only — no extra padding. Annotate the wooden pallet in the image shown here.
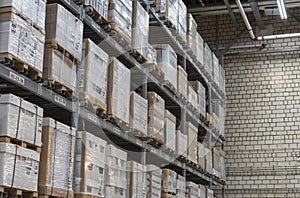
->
[187,103,199,113]
[80,97,107,118]
[107,22,131,49]
[145,63,165,81]
[45,42,81,65]
[0,136,41,152]
[43,80,76,100]
[84,5,110,28]
[177,92,187,103]
[107,114,129,129]
[1,187,38,198]
[74,194,103,198]
[0,53,43,82]
[146,136,164,147]
[161,191,176,196]
[163,81,177,95]
[187,159,198,167]
[129,128,147,139]
[206,113,213,124]
[178,155,188,162]
[163,145,175,154]
[129,48,147,64]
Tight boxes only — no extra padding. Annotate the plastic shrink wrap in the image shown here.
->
[186,13,197,56]
[204,43,212,76]
[176,130,187,157]
[146,165,162,198]
[197,142,206,169]
[177,66,188,100]
[130,92,148,136]
[205,148,213,175]
[127,161,147,198]
[196,33,204,66]
[83,0,109,19]
[155,0,178,29]
[162,169,177,194]
[176,174,185,198]
[198,184,206,198]
[164,110,176,152]
[186,182,198,198]
[187,84,199,111]
[189,81,206,117]
[177,0,187,42]
[186,122,198,164]
[206,188,214,198]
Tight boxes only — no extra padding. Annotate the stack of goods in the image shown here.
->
[190,81,206,117]
[177,66,188,101]
[186,182,198,198]
[0,0,46,75]
[220,65,225,93]
[146,165,162,198]
[212,100,222,133]
[127,161,147,198]
[132,0,149,59]
[155,0,178,29]
[177,0,187,43]
[161,169,177,197]
[108,0,132,45]
[105,144,127,198]
[107,57,131,124]
[197,142,206,169]
[79,39,109,111]
[206,188,214,198]
[44,3,83,94]
[0,94,43,192]
[164,110,176,152]
[212,147,226,180]
[154,44,178,91]
[187,83,199,112]
[82,0,109,20]
[205,147,213,175]
[176,130,187,158]
[204,43,213,76]
[220,150,226,181]
[198,184,206,198]
[186,13,197,57]
[74,131,107,198]
[147,92,165,145]
[196,33,204,66]
[212,54,220,87]
[146,44,158,66]
[39,118,76,198]
[176,175,186,198]
[186,122,198,164]
[129,92,148,136]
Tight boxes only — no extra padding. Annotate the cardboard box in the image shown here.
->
[0,142,40,191]
[196,33,204,66]
[189,81,206,117]
[176,174,185,198]
[205,148,213,175]
[105,186,126,198]
[43,48,77,93]
[186,182,198,198]
[127,161,147,198]
[212,54,220,87]
[154,44,177,90]
[79,39,109,111]
[146,165,162,198]
[206,189,214,198]
[130,92,148,136]
[197,142,206,169]
[204,43,212,76]
[187,84,199,111]
[176,130,187,157]
[39,118,76,198]
[82,0,109,19]
[0,12,45,73]
[107,57,131,124]
[162,193,177,198]
[177,66,188,100]
[164,110,176,152]
[46,4,83,61]
[155,0,179,28]
[186,122,198,164]
[177,0,187,42]
[74,131,107,197]
[162,169,177,194]
[187,13,197,37]
[147,92,165,144]
[132,0,149,58]
[0,94,43,147]
[198,184,206,198]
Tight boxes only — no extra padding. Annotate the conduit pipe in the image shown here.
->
[235,0,300,41]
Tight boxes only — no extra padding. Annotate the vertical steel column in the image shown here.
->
[222,187,225,198]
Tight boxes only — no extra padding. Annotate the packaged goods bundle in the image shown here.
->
[186,13,197,56]
[212,54,220,87]
[82,0,109,19]
[196,33,204,66]
[197,142,206,169]
[155,0,178,29]
[176,130,187,158]
[146,165,162,198]
[205,147,213,175]
[187,83,199,112]
[186,122,198,164]
[220,65,225,93]
[0,142,40,192]
[45,4,83,62]
[164,110,176,152]
[74,131,107,198]
[146,44,158,66]
[107,57,131,124]
[212,147,225,180]
[189,81,206,117]
[147,92,165,144]
[127,161,147,198]
[204,43,213,76]
[0,12,45,73]
[177,0,187,42]
[0,94,43,146]
[186,182,198,198]
[206,189,214,198]
[79,39,109,111]
[176,174,186,198]
[162,169,177,194]
[198,184,206,198]
[177,66,188,100]
[39,118,76,198]
[212,100,222,132]
[130,92,148,136]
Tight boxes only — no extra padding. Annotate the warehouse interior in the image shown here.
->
[0,0,299,198]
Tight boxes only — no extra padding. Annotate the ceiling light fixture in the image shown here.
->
[277,0,287,19]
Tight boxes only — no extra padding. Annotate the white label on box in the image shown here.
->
[54,95,66,106]
[9,72,24,85]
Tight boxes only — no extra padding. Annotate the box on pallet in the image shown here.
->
[132,0,149,59]
[198,184,206,198]
[127,161,147,198]
[186,122,198,164]
[186,13,197,56]
[146,44,157,66]
[204,43,212,76]
[46,3,83,62]
[105,186,126,198]
[74,131,107,198]
[220,150,226,181]
[212,54,220,87]
[0,0,46,32]
[162,169,177,194]
[162,193,177,198]
[196,33,204,66]
[176,130,187,157]
[82,0,109,19]
[79,39,109,111]
[187,83,199,111]
[197,142,206,169]
[186,181,198,198]
[220,65,225,93]
[0,94,43,147]
[176,174,186,198]
[0,12,45,73]
[147,92,165,144]
[177,66,188,100]
[205,147,213,175]
[177,0,187,42]
[146,165,162,198]
[0,142,40,192]
[108,0,132,45]
[43,48,77,93]
[164,110,176,152]
[107,57,131,124]
[39,118,76,198]
[189,81,206,117]
[155,0,178,28]
[154,44,177,90]
[130,92,148,136]
[212,147,225,180]
[206,188,214,198]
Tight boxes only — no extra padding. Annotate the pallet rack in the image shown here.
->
[0,0,226,197]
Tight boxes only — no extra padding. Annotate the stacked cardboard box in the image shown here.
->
[154,44,177,91]
[147,92,165,144]
[155,0,178,29]
[206,189,214,198]
[79,39,109,111]
[205,148,213,175]
[187,83,199,111]
[107,57,131,124]
[0,94,43,147]
[186,182,198,198]
[177,66,188,100]
[130,92,148,136]
[127,161,147,198]
[204,43,212,76]
[146,44,158,66]
[186,122,198,164]
[162,169,177,195]
[186,13,197,56]
[105,144,127,198]
[132,0,149,59]
[198,184,206,198]
[177,0,187,42]
[212,100,222,133]
[39,118,76,198]
[164,110,176,152]
[197,142,206,169]
[108,0,132,45]
[212,54,220,87]
[190,81,206,117]
[74,131,107,198]
[0,142,40,191]
[82,0,109,19]
[196,33,204,66]
[176,174,186,198]
[146,165,162,198]
[212,147,221,179]
[176,130,187,158]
